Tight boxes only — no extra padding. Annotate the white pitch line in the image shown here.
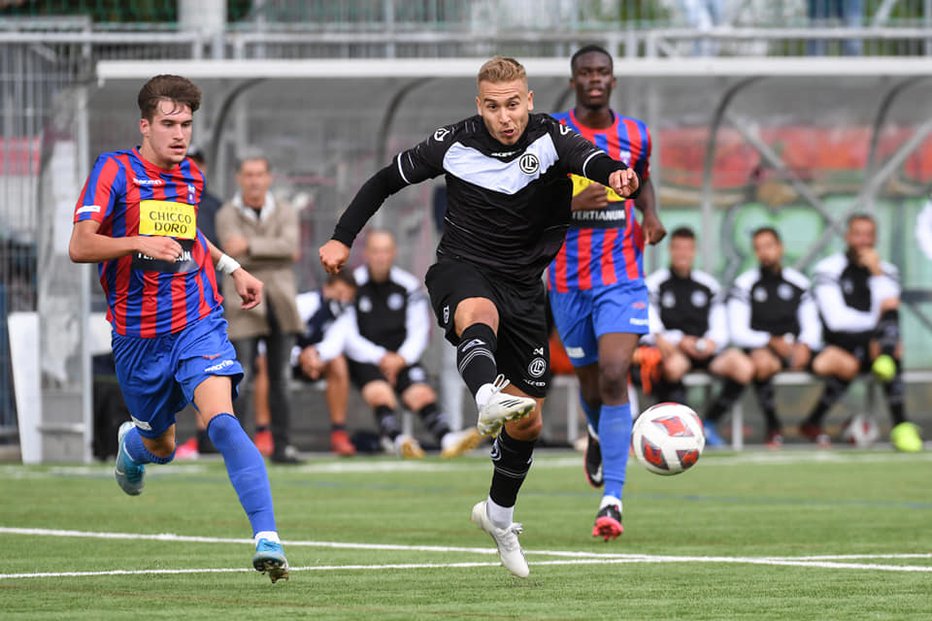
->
[2,556,932,581]
[1,527,930,579]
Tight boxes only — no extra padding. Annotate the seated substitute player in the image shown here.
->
[291,269,380,457]
[548,44,666,541]
[68,74,288,582]
[799,214,922,452]
[349,229,480,458]
[645,227,754,447]
[713,226,821,448]
[320,56,640,578]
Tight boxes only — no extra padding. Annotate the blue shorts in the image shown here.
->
[549,280,649,368]
[111,309,243,438]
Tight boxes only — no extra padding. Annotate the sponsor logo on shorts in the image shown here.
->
[205,359,235,373]
[629,317,649,326]
[442,305,450,325]
[131,416,152,431]
[632,300,647,310]
[526,379,546,387]
[566,346,586,359]
[527,357,547,378]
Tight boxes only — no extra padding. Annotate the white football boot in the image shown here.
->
[470,500,529,578]
[476,375,535,437]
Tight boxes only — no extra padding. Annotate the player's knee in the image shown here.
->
[507,412,542,440]
[403,384,435,410]
[598,362,630,402]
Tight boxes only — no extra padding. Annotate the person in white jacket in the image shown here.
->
[726,227,821,447]
[799,213,922,452]
[645,227,754,446]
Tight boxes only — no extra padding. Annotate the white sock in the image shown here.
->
[486,496,514,529]
[254,530,280,544]
[475,383,495,409]
[599,495,622,511]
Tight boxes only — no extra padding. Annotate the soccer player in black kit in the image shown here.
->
[319,56,639,577]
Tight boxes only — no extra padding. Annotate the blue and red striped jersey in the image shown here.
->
[73,148,222,337]
[548,109,652,292]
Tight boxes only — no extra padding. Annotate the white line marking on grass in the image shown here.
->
[2,556,931,581]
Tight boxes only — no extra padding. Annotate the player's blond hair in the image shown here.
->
[477,56,527,85]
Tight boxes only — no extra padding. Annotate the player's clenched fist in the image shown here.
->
[136,236,183,261]
[607,168,639,198]
[319,239,350,275]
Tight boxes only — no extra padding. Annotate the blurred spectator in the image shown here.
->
[645,227,754,447]
[350,230,481,458]
[217,152,305,464]
[719,227,821,447]
[801,214,922,452]
[292,269,386,457]
[808,0,864,56]
[186,146,223,247]
[677,0,725,56]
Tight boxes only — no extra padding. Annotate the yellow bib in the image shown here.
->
[138,200,197,240]
[570,174,624,202]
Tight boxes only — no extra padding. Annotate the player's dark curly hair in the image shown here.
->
[670,226,696,240]
[752,225,782,243]
[326,269,357,289]
[571,44,613,72]
[137,74,201,120]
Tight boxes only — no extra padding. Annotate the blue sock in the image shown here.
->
[580,395,600,431]
[124,427,174,464]
[599,403,632,500]
[208,413,276,536]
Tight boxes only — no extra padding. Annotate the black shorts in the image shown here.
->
[742,346,815,373]
[825,333,874,373]
[426,259,550,398]
[348,360,429,394]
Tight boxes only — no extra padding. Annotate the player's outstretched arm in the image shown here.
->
[69,219,182,263]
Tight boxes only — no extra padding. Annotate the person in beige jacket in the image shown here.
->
[217,152,304,463]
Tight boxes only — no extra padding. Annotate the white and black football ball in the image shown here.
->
[632,402,705,476]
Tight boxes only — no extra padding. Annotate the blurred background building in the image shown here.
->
[2,0,932,460]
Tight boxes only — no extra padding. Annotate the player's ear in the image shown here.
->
[527,90,534,111]
[139,117,150,138]
[475,95,482,115]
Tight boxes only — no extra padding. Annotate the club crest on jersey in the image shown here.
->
[519,153,540,175]
[753,286,768,303]
[777,283,794,301]
[433,127,451,141]
[691,290,708,307]
[527,357,547,378]
[358,296,373,313]
[187,183,196,204]
[388,292,404,310]
[662,291,676,308]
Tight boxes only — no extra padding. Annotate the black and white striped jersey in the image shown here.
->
[645,268,728,351]
[812,252,900,339]
[353,265,431,365]
[728,266,822,350]
[332,113,632,284]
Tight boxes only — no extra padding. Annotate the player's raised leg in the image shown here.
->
[452,297,535,436]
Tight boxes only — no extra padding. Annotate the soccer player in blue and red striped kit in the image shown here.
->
[69,75,288,582]
[549,45,666,540]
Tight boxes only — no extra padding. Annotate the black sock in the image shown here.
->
[417,402,451,441]
[883,360,907,425]
[375,405,401,440]
[488,428,536,508]
[457,323,498,398]
[805,376,851,425]
[665,380,687,405]
[754,379,781,433]
[255,425,269,433]
[705,379,745,423]
[876,309,900,357]
[331,423,346,432]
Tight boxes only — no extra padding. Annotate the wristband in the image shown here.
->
[216,253,241,275]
